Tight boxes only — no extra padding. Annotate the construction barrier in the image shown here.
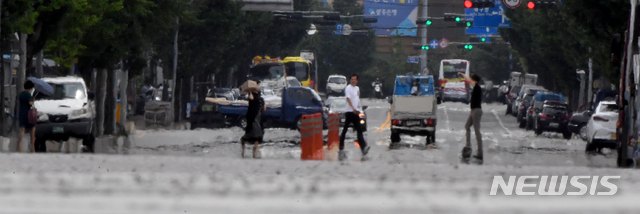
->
[299,115,314,160]
[300,113,324,160]
[312,113,324,160]
[326,113,340,150]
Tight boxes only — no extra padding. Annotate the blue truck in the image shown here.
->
[190,86,326,130]
[387,75,438,146]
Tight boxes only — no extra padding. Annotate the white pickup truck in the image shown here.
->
[33,76,96,152]
[388,75,438,146]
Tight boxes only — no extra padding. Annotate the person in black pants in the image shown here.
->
[339,74,369,160]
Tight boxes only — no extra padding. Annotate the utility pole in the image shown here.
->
[420,0,428,75]
[171,18,179,123]
[588,47,593,108]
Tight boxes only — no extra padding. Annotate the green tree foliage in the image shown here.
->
[500,0,629,93]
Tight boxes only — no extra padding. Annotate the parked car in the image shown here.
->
[517,93,536,128]
[569,90,617,140]
[585,101,619,152]
[568,109,593,140]
[325,96,367,132]
[511,85,544,116]
[526,92,565,130]
[532,101,572,139]
[441,82,468,103]
[326,75,348,96]
[505,85,522,114]
[33,76,96,152]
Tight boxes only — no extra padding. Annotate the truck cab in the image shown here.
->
[388,75,438,146]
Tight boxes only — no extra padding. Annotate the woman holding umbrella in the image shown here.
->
[18,80,36,153]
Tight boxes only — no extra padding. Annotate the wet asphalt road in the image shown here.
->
[131,98,617,168]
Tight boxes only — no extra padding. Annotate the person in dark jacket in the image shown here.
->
[459,73,483,161]
[241,81,265,158]
[18,80,36,153]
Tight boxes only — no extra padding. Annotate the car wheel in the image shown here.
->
[563,130,572,140]
[506,105,511,114]
[526,118,533,130]
[534,121,543,135]
[390,131,400,143]
[519,119,526,129]
[294,117,303,130]
[82,134,95,153]
[517,112,523,123]
[585,141,597,153]
[579,125,588,141]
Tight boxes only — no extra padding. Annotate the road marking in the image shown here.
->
[373,112,391,133]
[137,132,146,138]
[444,107,451,130]
[491,110,511,136]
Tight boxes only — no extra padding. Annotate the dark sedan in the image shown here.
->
[324,97,367,132]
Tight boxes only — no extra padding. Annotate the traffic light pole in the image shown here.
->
[420,0,428,75]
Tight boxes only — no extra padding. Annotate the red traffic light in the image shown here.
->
[527,2,535,9]
[464,0,473,8]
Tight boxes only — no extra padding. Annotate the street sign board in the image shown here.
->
[300,51,314,61]
[343,24,352,36]
[439,38,449,48]
[465,0,512,28]
[429,40,439,49]
[335,24,344,35]
[408,56,419,64]
[502,0,521,9]
[465,27,498,35]
[363,0,419,36]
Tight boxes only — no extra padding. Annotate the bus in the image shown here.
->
[248,56,301,95]
[438,59,470,88]
[282,56,311,87]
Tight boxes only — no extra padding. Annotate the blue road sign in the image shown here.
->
[335,24,344,35]
[407,56,419,64]
[465,27,498,35]
[465,0,511,28]
[429,40,439,49]
[363,0,419,36]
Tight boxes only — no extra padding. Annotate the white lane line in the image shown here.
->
[492,110,511,136]
[444,107,451,131]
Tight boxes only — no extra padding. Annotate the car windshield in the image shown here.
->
[288,79,301,87]
[511,86,522,94]
[329,77,347,84]
[35,82,86,100]
[524,94,534,102]
[543,106,567,115]
[600,103,619,113]
[331,98,361,111]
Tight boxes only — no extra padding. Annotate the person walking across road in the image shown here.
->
[241,81,265,158]
[339,74,369,160]
[18,80,36,153]
[459,73,484,161]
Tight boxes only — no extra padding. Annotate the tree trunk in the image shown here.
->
[104,69,116,135]
[120,70,128,126]
[0,0,4,136]
[97,69,107,137]
[35,50,43,78]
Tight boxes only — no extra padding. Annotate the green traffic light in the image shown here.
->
[426,20,432,25]
[481,37,486,42]
[455,17,461,22]
[422,46,429,50]
[466,22,471,27]
[468,45,473,49]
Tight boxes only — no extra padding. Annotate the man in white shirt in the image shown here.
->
[339,74,369,160]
